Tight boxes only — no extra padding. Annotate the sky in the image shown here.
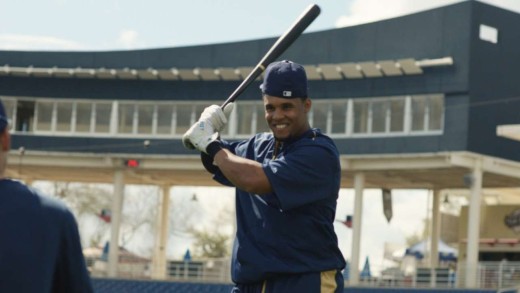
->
[2,0,520,51]
[6,0,520,274]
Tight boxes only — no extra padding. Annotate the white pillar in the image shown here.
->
[108,169,125,277]
[152,185,171,279]
[465,160,483,288]
[430,189,441,287]
[350,173,364,285]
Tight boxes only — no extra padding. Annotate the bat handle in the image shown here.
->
[221,100,232,109]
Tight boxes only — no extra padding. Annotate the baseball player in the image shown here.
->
[183,60,345,292]
[0,99,93,292]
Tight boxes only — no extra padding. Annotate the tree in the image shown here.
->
[119,186,158,254]
[405,217,430,246]
[49,182,113,248]
[190,228,231,258]
[39,182,158,255]
[52,182,112,217]
[43,183,236,259]
[190,201,234,258]
[166,188,235,259]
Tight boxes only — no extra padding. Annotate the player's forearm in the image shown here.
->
[213,148,272,194]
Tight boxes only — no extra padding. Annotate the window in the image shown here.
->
[175,104,193,134]
[371,100,388,133]
[119,103,135,134]
[312,103,328,132]
[411,96,427,131]
[389,99,405,132]
[237,103,255,135]
[157,105,173,135]
[428,95,444,131]
[331,101,347,134]
[56,102,73,132]
[75,102,92,132]
[351,96,416,135]
[137,104,154,134]
[194,105,206,123]
[36,101,53,131]
[411,95,443,132]
[94,102,111,133]
[256,104,269,133]
[353,101,369,134]
[1,95,443,138]
[15,101,35,132]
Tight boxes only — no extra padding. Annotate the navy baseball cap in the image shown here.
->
[0,99,7,132]
[260,60,308,98]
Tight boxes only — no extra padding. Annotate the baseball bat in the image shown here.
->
[221,4,321,108]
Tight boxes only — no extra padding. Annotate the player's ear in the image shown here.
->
[303,98,311,113]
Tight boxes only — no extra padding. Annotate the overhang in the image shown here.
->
[6,150,520,191]
[0,57,453,81]
[497,124,520,142]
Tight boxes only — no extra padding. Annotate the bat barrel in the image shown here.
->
[258,4,320,68]
[221,4,321,108]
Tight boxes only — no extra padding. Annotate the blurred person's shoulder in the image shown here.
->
[0,178,73,218]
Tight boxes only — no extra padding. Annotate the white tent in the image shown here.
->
[405,239,458,261]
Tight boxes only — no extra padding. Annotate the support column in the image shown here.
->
[465,159,483,288]
[108,169,125,278]
[350,173,364,285]
[430,189,441,287]
[152,185,171,279]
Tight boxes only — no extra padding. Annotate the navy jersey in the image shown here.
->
[0,179,93,293]
[211,128,345,284]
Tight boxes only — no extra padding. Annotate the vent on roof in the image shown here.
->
[479,24,498,44]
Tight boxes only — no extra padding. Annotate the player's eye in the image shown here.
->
[282,104,293,110]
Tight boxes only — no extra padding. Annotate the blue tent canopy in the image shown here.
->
[360,256,372,279]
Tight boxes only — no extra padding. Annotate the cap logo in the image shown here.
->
[283,91,292,97]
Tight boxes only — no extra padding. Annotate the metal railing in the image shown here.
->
[89,258,520,290]
[356,261,520,290]
[474,262,520,289]
[88,257,232,283]
[165,259,231,283]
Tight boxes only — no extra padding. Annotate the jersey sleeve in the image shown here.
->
[262,142,340,211]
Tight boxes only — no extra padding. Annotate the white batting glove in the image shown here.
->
[182,120,219,153]
[182,103,234,150]
[199,103,234,132]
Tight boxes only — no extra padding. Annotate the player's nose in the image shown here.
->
[270,107,285,120]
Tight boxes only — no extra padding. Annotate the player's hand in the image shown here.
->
[182,103,234,150]
[199,103,234,132]
[182,121,219,153]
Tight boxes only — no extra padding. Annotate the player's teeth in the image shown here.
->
[276,125,286,129]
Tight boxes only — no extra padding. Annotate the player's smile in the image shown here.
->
[272,122,290,138]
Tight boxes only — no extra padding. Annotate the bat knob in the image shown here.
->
[182,134,196,150]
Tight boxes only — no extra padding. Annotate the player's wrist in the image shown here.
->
[206,140,223,159]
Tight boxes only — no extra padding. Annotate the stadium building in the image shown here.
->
[1,0,520,290]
